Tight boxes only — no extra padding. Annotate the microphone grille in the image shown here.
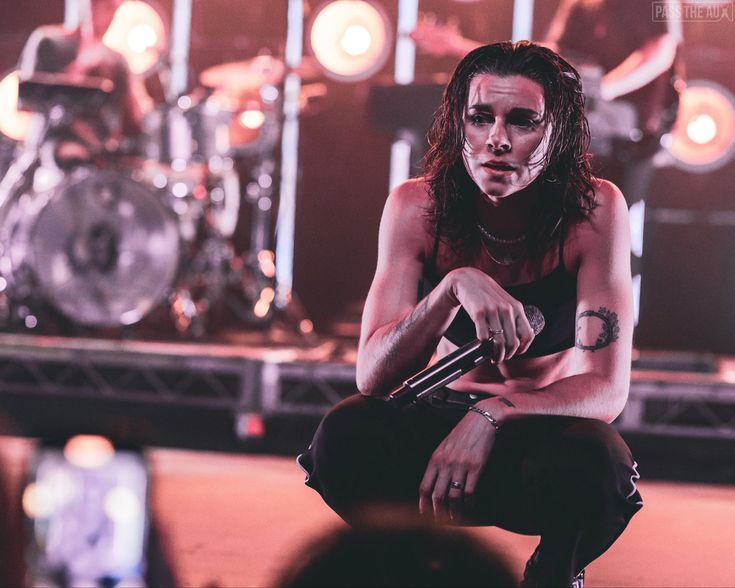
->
[524,304,546,335]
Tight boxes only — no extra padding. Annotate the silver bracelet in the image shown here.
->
[467,405,501,432]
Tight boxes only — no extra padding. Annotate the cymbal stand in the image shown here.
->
[212,150,278,330]
[0,105,69,240]
[217,0,316,342]
[267,0,317,341]
[0,106,70,326]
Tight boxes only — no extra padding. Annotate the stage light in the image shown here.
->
[235,413,266,438]
[665,80,735,173]
[258,250,276,278]
[103,0,167,76]
[254,286,276,318]
[22,482,56,519]
[308,0,392,81]
[254,299,270,318]
[239,108,266,130]
[686,114,717,145]
[0,71,32,142]
[104,486,142,523]
[260,287,276,303]
[342,25,372,56]
[63,435,115,469]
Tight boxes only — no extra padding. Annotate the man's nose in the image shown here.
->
[487,122,511,153]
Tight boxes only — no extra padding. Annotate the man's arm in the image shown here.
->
[600,33,679,101]
[357,180,537,398]
[410,19,481,60]
[356,180,459,397]
[476,180,634,424]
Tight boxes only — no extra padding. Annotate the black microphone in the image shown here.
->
[388,305,545,407]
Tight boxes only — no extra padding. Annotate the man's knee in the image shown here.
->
[315,394,389,450]
[554,419,642,511]
[303,394,425,522]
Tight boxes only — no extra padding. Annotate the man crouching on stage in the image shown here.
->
[299,41,643,588]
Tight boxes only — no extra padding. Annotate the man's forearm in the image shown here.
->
[601,34,678,101]
[478,372,629,425]
[357,286,458,397]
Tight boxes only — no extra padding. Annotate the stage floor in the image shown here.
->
[3,437,734,587]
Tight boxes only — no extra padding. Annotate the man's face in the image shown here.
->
[462,73,550,204]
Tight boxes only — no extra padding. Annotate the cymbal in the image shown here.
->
[200,55,322,93]
[200,55,286,92]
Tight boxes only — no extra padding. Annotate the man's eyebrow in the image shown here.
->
[511,107,543,118]
[467,104,542,118]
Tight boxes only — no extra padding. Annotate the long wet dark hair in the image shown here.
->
[423,41,596,256]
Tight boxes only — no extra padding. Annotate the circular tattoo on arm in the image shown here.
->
[575,307,620,352]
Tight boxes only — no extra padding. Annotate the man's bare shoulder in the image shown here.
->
[385,178,432,219]
[567,178,625,233]
[389,178,431,208]
[563,178,629,271]
[378,178,435,263]
[593,177,625,204]
[588,178,628,230]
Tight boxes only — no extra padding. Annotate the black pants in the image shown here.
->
[298,392,643,586]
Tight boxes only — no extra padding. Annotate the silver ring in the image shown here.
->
[449,481,464,490]
[489,328,504,337]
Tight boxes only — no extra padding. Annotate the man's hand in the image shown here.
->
[419,409,497,522]
[446,267,535,363]
[410,13,480,59]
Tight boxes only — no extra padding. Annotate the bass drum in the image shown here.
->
[3,169,180,327]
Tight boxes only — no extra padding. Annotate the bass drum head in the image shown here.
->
[31,170,180,327]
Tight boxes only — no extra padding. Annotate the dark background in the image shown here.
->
[1,1,735,353]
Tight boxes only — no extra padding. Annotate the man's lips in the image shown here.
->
[482,161,516,171]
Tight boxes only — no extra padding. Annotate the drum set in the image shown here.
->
[0,54,305,336]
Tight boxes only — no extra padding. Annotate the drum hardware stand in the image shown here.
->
[234,98,318,344]
[212,151,280,331]
[0,72,113,230]
[0,101,84,330]
[181,73,316,343]
[0,105,66,217]
[262,0,319,344]
[164,151,277,338]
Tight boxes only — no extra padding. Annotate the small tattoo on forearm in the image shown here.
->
[382,297,429,363]
[402,296,429,332]
[498,396,515,408]
[575,307,620,352]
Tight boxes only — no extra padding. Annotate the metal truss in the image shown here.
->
[260,361,735,441]
[0,334,262,413]
[2,334,735,441]
[619,380,735,439]
[259,360,357,416]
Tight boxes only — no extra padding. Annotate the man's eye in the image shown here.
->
[469,114,491,125]
[513,118,539,129]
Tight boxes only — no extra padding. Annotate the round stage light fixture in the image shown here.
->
[239,108,266,130]
[63,435,116,469]
[103,0,168,76]
[665,79,735,173]
[0,71,32,142]
[308,0,392,82]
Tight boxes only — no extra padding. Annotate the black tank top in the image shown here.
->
[418,234,577,358]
